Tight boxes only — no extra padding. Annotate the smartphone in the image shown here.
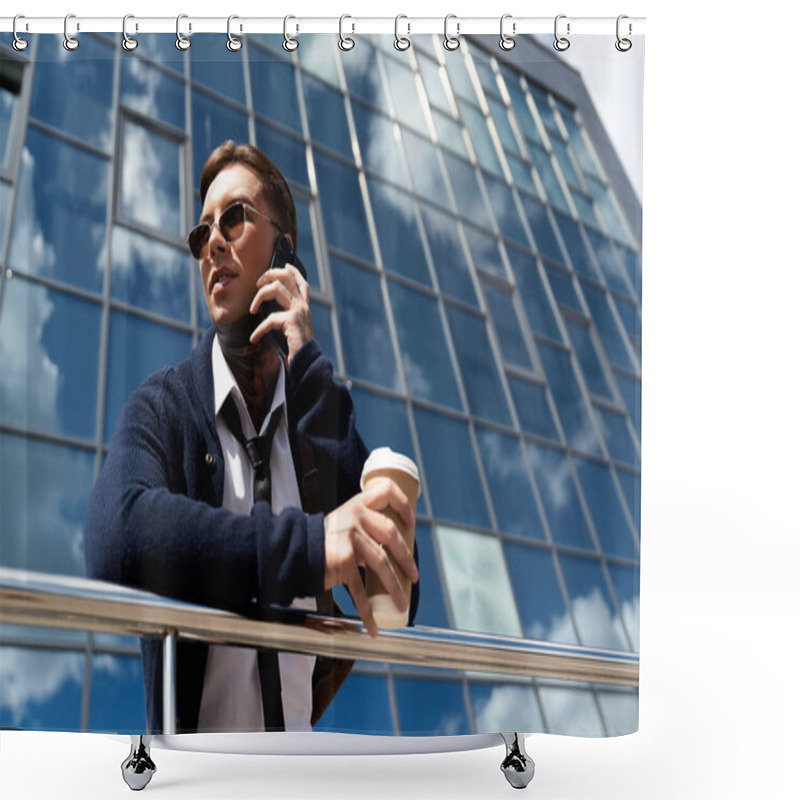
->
[253,234,308,354]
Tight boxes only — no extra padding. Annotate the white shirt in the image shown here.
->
[197,335,317,732]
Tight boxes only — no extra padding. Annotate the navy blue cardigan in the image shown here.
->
[85,331,416,732]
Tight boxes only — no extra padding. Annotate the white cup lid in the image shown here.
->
[360,447,421,496]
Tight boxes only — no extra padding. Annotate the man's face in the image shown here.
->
[198,163,280,330]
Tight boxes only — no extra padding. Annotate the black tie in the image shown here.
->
[219,394,286,730]
[220,395,284,505]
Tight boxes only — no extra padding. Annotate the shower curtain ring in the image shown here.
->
[499,14,516,51]
[12,15,29,51]
[176,14,191,50]
[122,15,138,51]
[339,15,355,51]
[283,15,299,51]
[443,14,460,51]
[394,15,411,51]
[615,15,632,52]
[553,14,570,52]
[227,15,242,51]
[63,13,79,51]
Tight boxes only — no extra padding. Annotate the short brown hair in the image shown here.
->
[199,141,297,245]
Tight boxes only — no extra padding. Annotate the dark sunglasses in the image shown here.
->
[187,201,281,260]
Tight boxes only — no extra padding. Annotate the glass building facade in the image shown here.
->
[0,31,641,737]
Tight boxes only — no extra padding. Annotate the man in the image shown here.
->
[85,141,419,734]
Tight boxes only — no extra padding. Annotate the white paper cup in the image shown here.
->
[360,448,421,629]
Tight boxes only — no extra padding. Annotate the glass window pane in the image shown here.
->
[472,60,499,98]
[573,458,636,560]
[443,53,476,102]
[0,647,83,731]
[587,175,632,246]
[506,247,561,342]
[436,525,521,637]
[314,152,374,263]
[483,174,528,247]
[481,282,531,369]
[413,522,449,628]
[89,655,147,733]
[367,178,431,287]
[414,410,490,529]
[504,543,576,644]
[539,343,601,455]
[545,265,582,313]
[249,54,302,134]
[0,181,11,254]
[506,152,537,196]
[487,96,520,155]
[537,684,605,736]
[551,138,582,189]
[419,204,477,307]
[431,109,468,159]
[0,433,94,576]
[303,75,352,158]
[445,305,510,425]
[293,197,319,288]
[350,102,409,189]
[296,35,341,88]
[316,672,394,734]
[554,214,596,279]
[120,56,185,131]
[402,129,452,211]
[521,196,564,265]
[464,225,505,280]
[309,300,338,372]
[562,115,601,179]
[104,312,192,442]
[256,123,309,189]
[111,227,191,323]
[587,229,630,294]
[507,376,559,442]
[580,281,634,372]
[350,387,414,462]
[459,102,503,177]
[470,683,544,733]
[527,445,594,551]
[1,279,100,440]
[394,677,470,735]
[504,79,542,146]
[528,85,559,134]
[617,246,642,299]
[341,43,391,114]
[383,59,428,137]
[597,690,638,735]
[30,35,114,151]
[191,91,249,188]
[10,129,108,294]
[189,34,246,103]
[476,427,545,541]
[608,563,640,651]
[596,407,640,468]
[614,294,641,340]
[565,319,613,400]
[389,283,461,410]
[1,59,23,167]
[129,34,187,67]
[615,373,641,433]
[530,143,569,214]
[573,190,602,230]
[329,257,400,391]
[559,554,629,651]
[442,152,491,224]
[120,122,182,238]
[417,56,450,113]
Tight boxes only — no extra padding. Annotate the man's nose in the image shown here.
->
[207,221,227,253]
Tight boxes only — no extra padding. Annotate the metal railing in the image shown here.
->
[0,567,639,734]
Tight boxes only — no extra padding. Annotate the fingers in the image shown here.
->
[358,506,418,587]
[343,564,378,638]
[362,478,416,534]
[250,310,289,345]
[256,265,309,302]
[249,279,292,315]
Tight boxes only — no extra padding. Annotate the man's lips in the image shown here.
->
[209,267,237,295]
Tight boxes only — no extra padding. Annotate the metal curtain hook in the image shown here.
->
[283,15,299,51]
[12,15,29,51]
[63,13,79,51]
[553,14,570,52]
[443,14,460,51]
[615,14,632,52]
[227,15,242,52]
[176,14,191,50]
[122,14,138,51]
[339,14,355,51]
[500,14,516,51]
[394,14,411,51]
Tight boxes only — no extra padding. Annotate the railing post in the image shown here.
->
[162,629,177,734]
